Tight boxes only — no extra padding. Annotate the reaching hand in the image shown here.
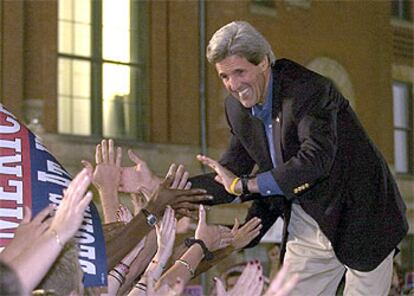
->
[116,204,134,224]
[49,167,93,244]
[82,139,122,193]
[263,264,299,296]
[231,217,262,250]
[146,175,213,219]
[196,154,240,195]
[166,163,192,190]
[194,205,233,252]
[154,206,177,267]
[0,205,55,263]
[119,150,161,194]
[215,261,264,296]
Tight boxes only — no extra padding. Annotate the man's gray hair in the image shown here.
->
[206,21,276,65]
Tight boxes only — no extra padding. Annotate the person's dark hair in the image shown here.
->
[0,260,24,295]
[206,21,275,65]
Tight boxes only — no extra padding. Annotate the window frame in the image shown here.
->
[392,0,412,22]
[392,80,413,175]
[57,0,149,140]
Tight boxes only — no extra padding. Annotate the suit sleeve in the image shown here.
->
[271,80,339,200]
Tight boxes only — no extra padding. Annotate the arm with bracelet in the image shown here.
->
[128,207,177,296]
[104,234,147,296]
[158,205,233,287]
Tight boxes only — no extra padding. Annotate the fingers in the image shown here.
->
[77,191,93,213]
[198,204,206,226]
[65,168,92,205]
[95,144,102,164]
[175,208,198,220]
[108,139,115,165]
[161,171,175,188]
[178,187,208,196]
[81,160,93,170]
[32,204,54,224]
[115,146,122,167]
[196,154,218,169]
[242,262,263,296]
[166,163,177,183]
[170,164,187,189]
[184,181,192,190]
[138,186,153,202]
[171,202,202,211]
[128,149,143,165]
[239,217,262,234]
[214,277,227,296]
[214,175,224,185]
[101,139,108,163]
[21,206,32,224]
[231,218,240,234]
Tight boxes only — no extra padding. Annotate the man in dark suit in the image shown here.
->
[193,21,408,295]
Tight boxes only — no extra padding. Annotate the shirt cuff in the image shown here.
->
[256,172,284,196]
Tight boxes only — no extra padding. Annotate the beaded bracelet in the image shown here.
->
[176,259,194,277]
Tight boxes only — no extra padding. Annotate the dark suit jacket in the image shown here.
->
[191,58,408,271]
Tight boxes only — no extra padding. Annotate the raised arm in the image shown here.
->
[8,167,93,294]
[83,139,122,223]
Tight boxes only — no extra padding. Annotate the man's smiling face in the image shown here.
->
[215,55,270,108]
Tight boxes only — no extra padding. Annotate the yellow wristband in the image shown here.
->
[229,177,241,196]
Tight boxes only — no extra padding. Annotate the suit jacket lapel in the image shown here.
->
[272,64,284,166]
[240,112,273,171]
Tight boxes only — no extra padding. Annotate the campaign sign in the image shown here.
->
[0,104,107,287]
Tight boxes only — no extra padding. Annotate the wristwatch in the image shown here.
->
[141,208,157,227]
[241,174,251,195]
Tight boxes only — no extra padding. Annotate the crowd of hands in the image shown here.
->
[0,139,298,295]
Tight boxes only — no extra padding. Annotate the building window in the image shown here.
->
[392,0,412,21]
[58,0,148,139]
[392,81,412,174]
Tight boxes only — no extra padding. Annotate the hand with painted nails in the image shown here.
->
[0,205,55,264]
[49,167,93,245]
[231,217,262,250]
[196,154,240,195]
[263,264,299,296]
[215,261,264,296]
[195,205,233,252]
[119,150,161,195]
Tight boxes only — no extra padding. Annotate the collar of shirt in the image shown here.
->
[251,72,273,125]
